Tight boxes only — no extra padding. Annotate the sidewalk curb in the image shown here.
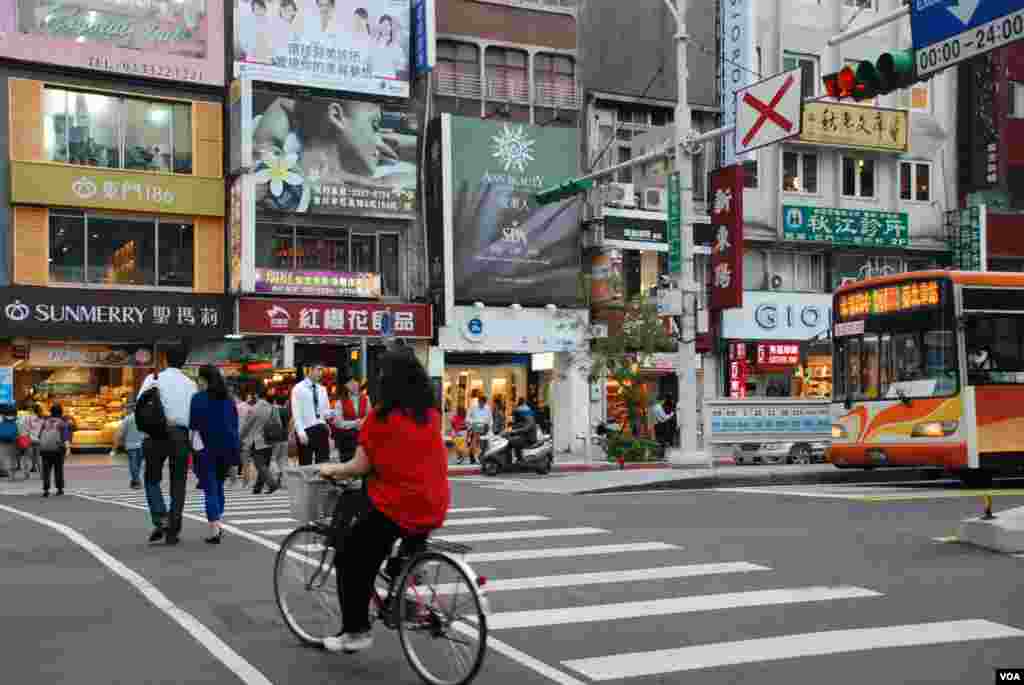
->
[572,466,949,494]
[447,460,701,477]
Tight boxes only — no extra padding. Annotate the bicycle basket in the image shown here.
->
[283,466,339,522]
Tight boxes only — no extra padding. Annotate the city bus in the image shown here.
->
[829,271,1024,486]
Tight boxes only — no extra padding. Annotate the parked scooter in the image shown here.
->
[480,428,554,476]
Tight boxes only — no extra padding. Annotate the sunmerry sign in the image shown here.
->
[10,161,225,216]
[0,286,234,341]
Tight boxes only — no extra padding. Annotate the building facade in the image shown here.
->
[0,0,232,453]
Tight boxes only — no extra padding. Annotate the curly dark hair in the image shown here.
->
[374,351,436,425]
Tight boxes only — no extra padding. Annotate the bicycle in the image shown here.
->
[274,466,489,685]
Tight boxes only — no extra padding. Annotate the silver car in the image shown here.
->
[733,441,828,465]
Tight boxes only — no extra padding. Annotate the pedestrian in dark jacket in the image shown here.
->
[189,365,241,544]
[38,404,72,497]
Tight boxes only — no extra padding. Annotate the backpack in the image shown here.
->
[262,404,287,444]
[0,417,17,443]
[39,418,65,453]
[136,371,168,438]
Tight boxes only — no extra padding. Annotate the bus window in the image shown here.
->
[846,338,862,401]
[884,330,957,399]
[861,335,880,400]
[966,315,1024,385]
[879,333,892,396]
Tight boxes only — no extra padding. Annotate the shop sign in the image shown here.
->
[239,299,432,339]
[254,269,381,299]
[10,161,225,217]
[0,0,224,85]
[29,344,154,368]
[719,0,755,166]
[0,367,13,405]
[0,286,233,341]
[721,291,833,341]
[639,353,677,372]
[757,343,800,366]
[438,305,589,353]
[708,401,831,438]
[229,178,244,293]
[604,215,667,250]
[728,343,748,399]
[783,205,909,247]
[233,0,411,98]
[834,320,865,338]
[948,205,987,271]
[798,102,908,152]
[667,172,681,273]
[709,165,744,311]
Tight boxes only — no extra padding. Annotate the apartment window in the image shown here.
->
[49,210,193,288]
[842,156,875,198]
[1011,82,1024,118]
[486,47,529,102]
[772,252,824,291]
[436,41,481,97]
[534,54,576,108]
[742,158,758,189]
[379,234,400,296]
[782,150,818,193]
[783,53,818,100]
[900,161,931,202]
[43,87,192,173]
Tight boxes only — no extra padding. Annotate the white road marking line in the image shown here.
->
[932,536,959,543]
[449,507,499,514]
[72,495,596,685]
[228,517,296,525]
[712,487,864,499]
[0,503,274,685]
[466,542,680,563]
[436,527,609,543]
[488,586,882,630]
[561,619,1024,680]
[254,529,296,536]
[425,562,770,594]
[442,515,549,527]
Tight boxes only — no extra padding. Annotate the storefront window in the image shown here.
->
[380,233,400,296]
[43,87,192,174]
[49,212,192,289]
[351,234,377,273]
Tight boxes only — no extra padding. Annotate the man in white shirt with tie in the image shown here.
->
[138,345,197,546]
[291,364,332,465]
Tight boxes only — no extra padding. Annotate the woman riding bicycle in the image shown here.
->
[319,350,450,653]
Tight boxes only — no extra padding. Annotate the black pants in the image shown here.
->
[297,424,330,465]
[507,433,529,462]
[252,446,275,491]
[143,428,190,535]
[41,450,65,493]
[335,429,358,463]
[338,506,427,634]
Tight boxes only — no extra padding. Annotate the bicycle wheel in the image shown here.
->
[274,525,342,647]
[396,552,488,685]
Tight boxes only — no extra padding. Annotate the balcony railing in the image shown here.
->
[486,76,530,104]
[534,80,580,109]
[434,70,483,98]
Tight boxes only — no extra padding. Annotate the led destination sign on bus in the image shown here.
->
[837,280,941,321]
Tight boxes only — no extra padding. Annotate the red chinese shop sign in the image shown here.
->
[239,299,432,339]
[710,164,744,311]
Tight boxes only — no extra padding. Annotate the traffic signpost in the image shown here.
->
[734,68,803,155]
[912,0,1024,76]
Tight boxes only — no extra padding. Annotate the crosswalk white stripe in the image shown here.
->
[212,509,292,517]
[449,507,499,514]
[228,517,296,525]
[436,527,609,543]
[442,515,548,527]
[425,563,770,594]
[488,586,882,630]
[561,619,1024,680]
[466,542,680,563]
[185,504,292,512]
[255,529,297,536]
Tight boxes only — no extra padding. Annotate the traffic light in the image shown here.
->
[821,49,918,101]
[534,178,594,205]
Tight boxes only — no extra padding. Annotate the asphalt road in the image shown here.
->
[2,476,1023,684]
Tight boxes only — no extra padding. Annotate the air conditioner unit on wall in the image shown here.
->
[641,187,667,211]
[604,182,636,208]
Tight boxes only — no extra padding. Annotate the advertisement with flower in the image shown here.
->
[248,90,417,218]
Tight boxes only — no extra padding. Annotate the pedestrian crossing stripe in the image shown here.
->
[437,527,609,543]
[466,542,680,563]
[561,619,1024,679]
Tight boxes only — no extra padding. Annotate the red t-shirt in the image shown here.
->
[360,408,450,533]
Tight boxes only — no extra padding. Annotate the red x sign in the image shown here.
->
[735,68,803,155]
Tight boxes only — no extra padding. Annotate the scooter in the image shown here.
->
[480,428,554,476]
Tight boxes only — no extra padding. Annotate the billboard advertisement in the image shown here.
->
[233,0,411,98]
[444,115,582,307]
[424,116,450,329]
[2,0,224,85]
[243,89,417,217]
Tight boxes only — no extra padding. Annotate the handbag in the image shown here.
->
[16,434,32,451]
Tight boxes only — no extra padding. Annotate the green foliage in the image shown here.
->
[606,433,663,462]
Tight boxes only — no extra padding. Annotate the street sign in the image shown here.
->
[667,172,681,274]
[912,0,1024,76]
[735,68,803,156]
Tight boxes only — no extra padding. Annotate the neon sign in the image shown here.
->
[837,280,941,321]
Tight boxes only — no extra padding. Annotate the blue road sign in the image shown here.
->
[912,0,1024,75]
[412,0,436,77]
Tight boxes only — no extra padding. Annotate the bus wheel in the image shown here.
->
[957,470,993,488]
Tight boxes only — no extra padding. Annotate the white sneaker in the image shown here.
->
[322,636,343,652]
[340,631,374,653]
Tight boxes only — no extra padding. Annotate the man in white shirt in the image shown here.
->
[466,396,492,464]
[291,364,332,465]
[138,345,197,546]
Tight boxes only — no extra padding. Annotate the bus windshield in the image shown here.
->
[835,328,957,402]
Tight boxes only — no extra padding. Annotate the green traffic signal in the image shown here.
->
[852,61,881,101]
[877,49,916,92]
[535,178,594,205]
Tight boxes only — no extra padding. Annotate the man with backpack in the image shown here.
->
[136,345,197,546]
[239,388,284,494]
[38,404,71,497]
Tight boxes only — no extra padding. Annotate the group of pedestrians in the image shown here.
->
[0,402,73,495]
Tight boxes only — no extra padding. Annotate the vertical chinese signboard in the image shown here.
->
[667,172,681,274]
[729,342,748,399]
[709,165,744,311]
[947,205,988,271]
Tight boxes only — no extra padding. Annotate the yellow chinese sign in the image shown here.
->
[798,102,908,152]
[10,161,224,217]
